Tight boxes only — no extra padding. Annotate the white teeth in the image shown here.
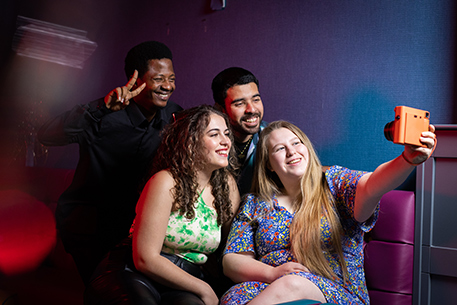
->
[288,159,300,164]
[246,118,257,123]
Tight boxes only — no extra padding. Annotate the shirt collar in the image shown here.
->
[126,101,168,127]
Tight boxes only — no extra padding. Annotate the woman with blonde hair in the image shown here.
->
[221,120,435,305]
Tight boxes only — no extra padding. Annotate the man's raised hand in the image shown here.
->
[104,70,146,111]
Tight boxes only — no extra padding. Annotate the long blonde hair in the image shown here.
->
[251,120,348,282]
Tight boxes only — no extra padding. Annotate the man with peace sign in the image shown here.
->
[38,41,182,285]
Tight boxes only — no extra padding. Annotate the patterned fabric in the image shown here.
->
[130,192,221,265]
[221,166,379,305]
[163,192,221,264]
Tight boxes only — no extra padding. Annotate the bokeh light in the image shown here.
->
[0,190,56,276]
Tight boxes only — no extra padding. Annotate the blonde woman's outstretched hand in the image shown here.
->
[402,124,436,166]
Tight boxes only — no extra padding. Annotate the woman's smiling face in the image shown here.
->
[202,113,232,172]
[267,127,309,183]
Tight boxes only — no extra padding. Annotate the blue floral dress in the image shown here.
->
[221,166,379,305]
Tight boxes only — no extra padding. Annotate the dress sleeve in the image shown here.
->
[223,194,259,255]
[38,98,111,146]
[325,165,379,232]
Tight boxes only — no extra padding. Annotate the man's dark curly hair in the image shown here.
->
[211,67,259,109]
[124,41,173,79]
[149,105,238,225]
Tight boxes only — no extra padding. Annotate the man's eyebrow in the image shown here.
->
[153,73,175,77]
[230,98,245,104]
[230,93,260,104]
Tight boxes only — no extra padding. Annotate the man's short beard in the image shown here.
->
[242,125,260,135]
[233,124,260,139]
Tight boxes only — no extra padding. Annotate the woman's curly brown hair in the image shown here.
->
[148,105,238,225]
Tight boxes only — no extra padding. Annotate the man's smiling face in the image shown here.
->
[223,82,264,143]
[134,58,175,112]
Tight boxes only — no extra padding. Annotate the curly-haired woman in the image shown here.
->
[85,105,240,305]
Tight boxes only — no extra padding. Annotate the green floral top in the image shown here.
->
[130,192,221,265]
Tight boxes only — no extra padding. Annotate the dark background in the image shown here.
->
[1,0,456,173]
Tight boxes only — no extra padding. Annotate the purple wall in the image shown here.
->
[1,0,456,172]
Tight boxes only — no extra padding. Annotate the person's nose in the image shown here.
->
[221,134,231,147]
[161,79,172,91]
[245,101,255,114]
[286,146,296,157]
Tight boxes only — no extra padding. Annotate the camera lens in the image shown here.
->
[384,121,394,142]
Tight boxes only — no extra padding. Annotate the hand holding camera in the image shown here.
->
[384,106,436,165]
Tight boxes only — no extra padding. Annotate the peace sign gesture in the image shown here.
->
[104,70,146,112]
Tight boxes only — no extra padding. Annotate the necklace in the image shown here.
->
[237,136,253,159]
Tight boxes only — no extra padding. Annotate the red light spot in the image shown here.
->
[0,190,56,275]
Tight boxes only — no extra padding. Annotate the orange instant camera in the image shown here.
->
[384,106,430,147]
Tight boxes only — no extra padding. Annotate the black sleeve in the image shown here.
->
[37,98,112,146]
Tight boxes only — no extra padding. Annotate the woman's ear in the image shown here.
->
[267,162,274,172]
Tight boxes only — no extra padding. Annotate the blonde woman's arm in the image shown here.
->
[354,126,436,222]
[223,252,309,283]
